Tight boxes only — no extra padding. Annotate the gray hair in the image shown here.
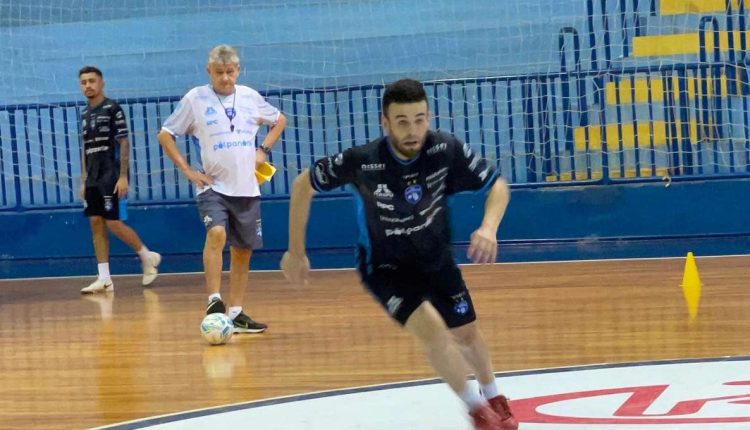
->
[208,45,240,65]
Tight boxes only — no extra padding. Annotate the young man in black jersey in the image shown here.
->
[78,66,161,293]
[281,79,517,430]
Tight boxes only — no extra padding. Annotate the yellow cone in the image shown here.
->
[681,252,702,319]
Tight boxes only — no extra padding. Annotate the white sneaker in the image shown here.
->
[81,278,114,294]
[142,251,161,286]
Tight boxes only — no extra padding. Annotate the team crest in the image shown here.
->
[454,298,469,315]
[404,184,422,204]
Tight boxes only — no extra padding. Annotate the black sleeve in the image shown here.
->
[309,148,359,192]
[111,102,129,139]
[446,139,497,194]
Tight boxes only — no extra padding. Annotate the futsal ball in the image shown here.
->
[200,313,234,345]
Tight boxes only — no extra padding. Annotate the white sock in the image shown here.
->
[136,246,151,262]
[228,306,242,320]
[481,381,499,400]
[459,383,485,410]
[208,293,222,304]
[97,263,111,281]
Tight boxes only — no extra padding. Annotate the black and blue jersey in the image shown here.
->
[310,130,497,271]
[80,98,128,188]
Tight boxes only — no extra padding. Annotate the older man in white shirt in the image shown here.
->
[158,44,286,333]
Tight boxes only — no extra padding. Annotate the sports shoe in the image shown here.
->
[206,297,226,315]
[81,278,114,294]
[142,251,161,286]
[469,403,503,430]
[232,312,267,333]
[489,395,519,430]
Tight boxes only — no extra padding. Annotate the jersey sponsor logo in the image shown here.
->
[386,296,403,315]
[426,142,447,155]
[385,207,442,236]
[379,214,413,223]
[404,184,423,204]
[104,196,113,212]
[377,263,398,270]
[203,215,213,227]
[85,146,109,155]
[99,126,110,133]
[256,219,262,238]
[212,140,253,151]
[374,184,393,199]
[361,163,385,171]
[376,201,395,211]
[206,119,219,126]
[314,163,329,185]
[205,106,218,116]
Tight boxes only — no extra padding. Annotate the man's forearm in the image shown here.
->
[480,178,510,232]
[288,169,316,255]
[118,137,129,179]
[157,130,191,173]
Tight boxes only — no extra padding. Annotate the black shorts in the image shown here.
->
[84,185,127,221]
[358,252,477,328]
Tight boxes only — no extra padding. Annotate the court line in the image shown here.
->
[92,355,750,430]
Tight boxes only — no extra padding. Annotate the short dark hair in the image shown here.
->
[78,66,103,78]
[382,78,427,116]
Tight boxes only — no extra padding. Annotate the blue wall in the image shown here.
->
[4,178,750,279]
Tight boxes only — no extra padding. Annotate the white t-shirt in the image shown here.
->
[161,84,281,197]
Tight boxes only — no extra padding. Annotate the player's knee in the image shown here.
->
[452,323,479,347]
[205,226,226,247]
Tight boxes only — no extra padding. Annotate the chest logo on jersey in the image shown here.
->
[374,184,393,199]
[361,163,385,171]
[205,106,217,116]
[404,184,423,204]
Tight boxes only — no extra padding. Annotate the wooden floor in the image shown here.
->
[1,255,749,429]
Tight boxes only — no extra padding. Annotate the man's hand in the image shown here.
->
[255,147,267,167]
[184,169,214,188]
[113,177,129,198]
[281,251,310,286]
[467,227,498,264]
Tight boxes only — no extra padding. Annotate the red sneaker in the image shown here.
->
[488,395,519,430]
[469,403,503,430]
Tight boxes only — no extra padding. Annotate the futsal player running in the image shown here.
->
[281,79,518,430]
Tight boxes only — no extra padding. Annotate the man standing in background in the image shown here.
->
[158,45,287,333]
[78,66,161,293]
